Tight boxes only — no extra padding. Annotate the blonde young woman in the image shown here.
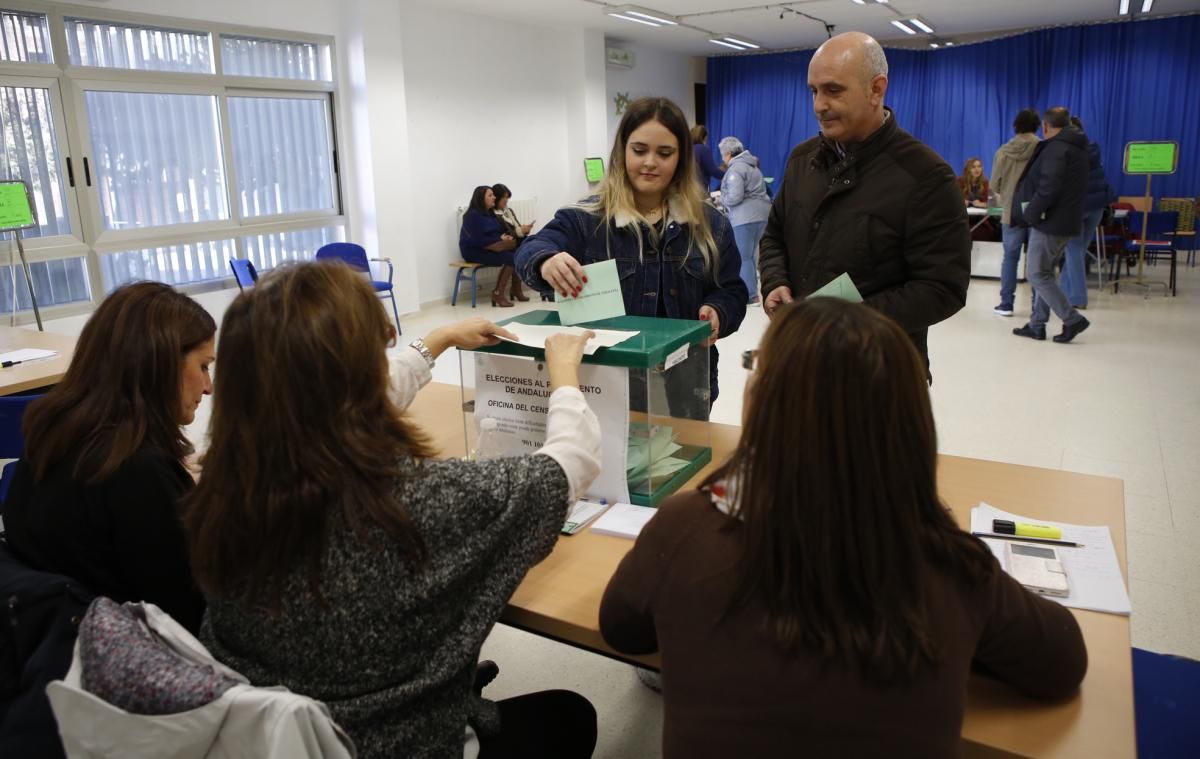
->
[515,96,748,410]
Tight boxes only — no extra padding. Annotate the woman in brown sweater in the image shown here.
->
[599,298,1087,758]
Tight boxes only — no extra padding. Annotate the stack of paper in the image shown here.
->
[971,502,1132,616]
[627,423,688,484]
[496,323,638,355]
[0,348,57,364]
[562,499,611,535]
[589,502,657,539]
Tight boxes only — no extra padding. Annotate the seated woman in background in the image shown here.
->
[460,185,518,307]
[517,97,748,413]
[959,157,991,208]
[491,183,532,302]
[2,282,215,633]
[600,298,1087,759]
[717,136,772,304]
[186,262,601,759]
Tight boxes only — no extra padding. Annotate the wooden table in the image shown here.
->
[407,382,1135,759]
[0,326,76,396]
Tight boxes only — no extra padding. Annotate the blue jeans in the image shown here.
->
[999,223,1028,309]
[732,220,767,299]
[1061,207,1105,308]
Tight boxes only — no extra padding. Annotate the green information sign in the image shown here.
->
[1123,141,1179,175]
[584,157,605,183]
[0,180,36,231]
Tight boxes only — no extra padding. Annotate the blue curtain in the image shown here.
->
[707,15,1200,199]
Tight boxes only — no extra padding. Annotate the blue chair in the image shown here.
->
[1125,211,1178,296]
[315,243,401,333]
[0,393,43,504]
[228,258,258,292]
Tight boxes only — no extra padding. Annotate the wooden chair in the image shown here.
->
[449,261,494,308]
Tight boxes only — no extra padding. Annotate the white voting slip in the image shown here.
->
[971,502,1131,616]
[589,502,656,540]
[0,348,56,364]
[496,323,638,356]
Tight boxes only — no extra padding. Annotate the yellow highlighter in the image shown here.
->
[993,519,1063,540]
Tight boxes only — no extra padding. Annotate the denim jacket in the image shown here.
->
[515,199,747,334]
[515,198,748,405]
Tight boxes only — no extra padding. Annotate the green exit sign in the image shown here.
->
[1123,141,1178,175]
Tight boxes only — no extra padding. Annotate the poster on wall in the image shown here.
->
[474,353,631,504]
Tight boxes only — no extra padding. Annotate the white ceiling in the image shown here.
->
[418,0,1198,55]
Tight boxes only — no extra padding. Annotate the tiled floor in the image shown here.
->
[39,263,1200,759]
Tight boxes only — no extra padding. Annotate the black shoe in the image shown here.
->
[1013,324,1046,341]
[1053,316,1090,343]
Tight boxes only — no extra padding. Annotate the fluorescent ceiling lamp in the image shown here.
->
[606,5,679,26]
[1118,0,1130,13]
[723,36,761,49]
[929,42,939,48]
[909,18,935,34]
[890,20,917,35]
[608,12,662,27]
[709,38,747,50]
[1141,0,1153,11]
[851,0,866,4]
[875,0,889,4]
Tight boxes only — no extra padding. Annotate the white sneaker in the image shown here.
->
[993,304,1014,317]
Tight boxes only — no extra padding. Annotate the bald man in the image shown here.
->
[758,32,969,378]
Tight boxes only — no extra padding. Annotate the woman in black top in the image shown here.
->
[2,282,216,632]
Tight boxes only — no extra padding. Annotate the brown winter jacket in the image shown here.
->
[758,110,970,375]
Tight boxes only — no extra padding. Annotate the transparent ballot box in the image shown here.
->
[460,310,712,507]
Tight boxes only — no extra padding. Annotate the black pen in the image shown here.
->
[1,360,23,368]
[971,532,1083,549]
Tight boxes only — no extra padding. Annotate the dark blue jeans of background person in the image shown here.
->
[732,221,767,300]
[1060,207,1106,309]
[999,223,1029,310]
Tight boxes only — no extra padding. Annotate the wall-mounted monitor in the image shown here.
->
[0,180,36,232]
[584,157,605,183]
[1123,141,1179,175]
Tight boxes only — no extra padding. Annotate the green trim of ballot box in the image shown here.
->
[468,309,714,506]
[472,309,712,369]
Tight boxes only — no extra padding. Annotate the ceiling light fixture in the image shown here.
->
[851,0,866,4]
[1118,0,1130,14]
[723,35,760,49]
[708,38,747,50]
[890,20,916,35]
[1141,0,1154,12]
[909,18,935,34]
[605,5,679,27]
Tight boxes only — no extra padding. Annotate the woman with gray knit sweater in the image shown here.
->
[184,262,601,759]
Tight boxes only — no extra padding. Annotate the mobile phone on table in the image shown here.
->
[1006,542,1069,598]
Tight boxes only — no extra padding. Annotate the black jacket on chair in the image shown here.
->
[1010,126,1089,237]
[0,540,95,759]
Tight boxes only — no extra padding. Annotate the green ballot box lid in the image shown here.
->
[470,309,711,369]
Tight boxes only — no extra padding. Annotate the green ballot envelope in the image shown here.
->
[809,272,863,303]
[556,259,626,325]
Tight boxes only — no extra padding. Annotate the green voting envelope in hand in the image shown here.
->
[809,272,863,303]
[557,258,626,325]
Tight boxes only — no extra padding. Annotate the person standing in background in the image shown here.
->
[1059,116,1116,310]
[1009,107,1090,344]
[691,125,725,193]
[718,136,772,304]
[990,109,1041,317]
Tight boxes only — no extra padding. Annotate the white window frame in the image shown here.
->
[0,0,345,322]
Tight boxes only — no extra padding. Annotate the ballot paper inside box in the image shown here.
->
[461,310,713,507]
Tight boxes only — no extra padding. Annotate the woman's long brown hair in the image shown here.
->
[717,298,993,683]
[184,262,434,612]
[23,281,215,484]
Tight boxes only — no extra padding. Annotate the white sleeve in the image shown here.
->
[535,386,601,503]
[387,347,433,410]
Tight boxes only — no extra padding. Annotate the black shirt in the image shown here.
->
[1,447,205,632]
